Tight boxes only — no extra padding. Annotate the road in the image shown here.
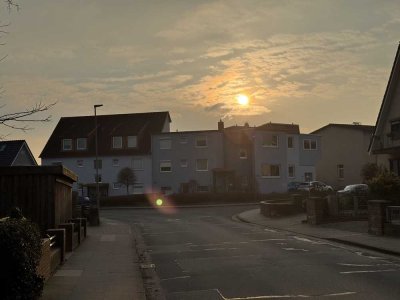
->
[102,205,400,300]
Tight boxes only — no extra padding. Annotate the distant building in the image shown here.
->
[152,121,321,194]
[0,140,37,166]
[40,112,171,197]
[311,123,376,189]
[369,44,400,176]
[151,130,224,194]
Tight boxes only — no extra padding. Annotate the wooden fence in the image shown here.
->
[0,166,77,233]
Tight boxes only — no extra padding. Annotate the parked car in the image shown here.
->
[287,181,303,192]
[337,184,369,196]
[298,181,334,194]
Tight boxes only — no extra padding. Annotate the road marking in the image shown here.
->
[293,236,324,245]
[161,275,190,281]
[204,247,239,251]
[264,228,277,233]
[251,239,286,242]
[340,269,398,274]
[218,291,357,299]
[323,292,357,297]
[282,248,309,252]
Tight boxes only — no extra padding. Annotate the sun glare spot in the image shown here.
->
[236,94,249,106]
[156,198,163,206]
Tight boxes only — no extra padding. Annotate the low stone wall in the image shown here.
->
[260,200,297,217]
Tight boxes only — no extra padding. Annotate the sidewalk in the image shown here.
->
[41,218,146,300]
[237,209,400,257]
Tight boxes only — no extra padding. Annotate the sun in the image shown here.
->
[236,94,249,106]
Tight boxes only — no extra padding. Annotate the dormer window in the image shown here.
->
[112,136,123,149]
[391,120,400,140]
[127,136,137,148]
[62,139,72,151]
[76,138,87,150]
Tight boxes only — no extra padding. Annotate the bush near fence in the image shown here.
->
[0,218,44,300]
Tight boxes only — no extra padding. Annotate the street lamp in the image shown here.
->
[94,104,103,225]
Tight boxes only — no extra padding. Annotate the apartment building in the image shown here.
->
[151,130,224,194]
[312,123,376,189]
[152,121,321,194]
[40,112,171,197]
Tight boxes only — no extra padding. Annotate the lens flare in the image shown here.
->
[156,198,163,206]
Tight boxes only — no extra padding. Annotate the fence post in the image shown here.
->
[368,200,390,236]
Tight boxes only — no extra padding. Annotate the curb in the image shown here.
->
[101,202,259,210]
[234,213,400,258]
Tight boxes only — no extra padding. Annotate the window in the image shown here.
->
[303,139,317,150]
[0,144,6,151]
[94,174,102,182]
[161,186,172,195]
[262,135,278,147]
[127,136,138,148]
[160,160,172,172]
[132,158,143,170]
[196,159,208,171]
[239,149,248,159]
[195,136,207,147]
[180,136,188,144]
[337,164,344,179]
[112,136,123,149]
[93,159,102,169]
[304,172,313,182]
[77,160,83,167]
[76,138,87,150]
[287,136,294,149]
[160,138,172,149]
[180,159,188,167]
[112,159,119,166]
[62,139,72,151]
[391,120,400,140]
[197,186,209,192]
[288,164,295,178]
[133,184,144,194]
[113,182,121,189]
[261,164,280,177]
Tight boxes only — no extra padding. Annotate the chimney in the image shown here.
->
[218,119,224,131]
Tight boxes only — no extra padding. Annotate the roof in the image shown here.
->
[40,111,171,158]
[311,123,375,134]
[256,122,300,134]
[156,129,219,135]
[0,140,37,166]
[369,43,400,153]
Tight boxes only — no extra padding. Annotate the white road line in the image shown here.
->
[264,228,277,233]
[340,269,398,274]
[282,248,309,252]
[161,276,190,281]
[293,236,324,245]
[251,239,286,242]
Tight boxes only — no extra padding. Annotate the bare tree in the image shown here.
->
[0,1,55,138]
[117,167,137,195]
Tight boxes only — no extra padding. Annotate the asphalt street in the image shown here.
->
[102,205,400,300]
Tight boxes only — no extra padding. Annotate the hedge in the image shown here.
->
[0,218,44,299]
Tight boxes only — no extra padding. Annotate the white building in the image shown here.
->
[40,112,171,197]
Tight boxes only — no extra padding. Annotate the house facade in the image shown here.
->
[311,124,376,189]
[151,121,321,194]
[0,140,37,167]
[253,123,321,193]
[151,130,224,194]
[369,44,400,176]
[40,112,171,197]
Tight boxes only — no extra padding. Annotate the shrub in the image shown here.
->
[367,171,400,202]
[0,218,44,299]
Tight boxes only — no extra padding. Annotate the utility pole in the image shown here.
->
[94,104,103,225]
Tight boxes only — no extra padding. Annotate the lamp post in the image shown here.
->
[94,104,103,224]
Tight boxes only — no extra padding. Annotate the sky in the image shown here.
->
[1,0,400,161]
